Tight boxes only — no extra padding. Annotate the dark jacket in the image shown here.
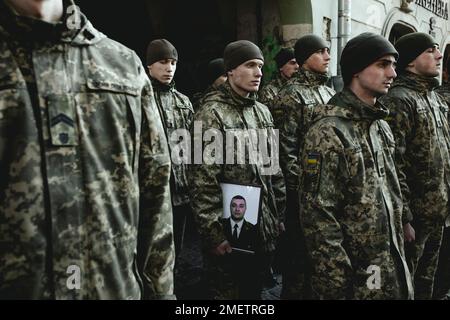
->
[221,217,258,252]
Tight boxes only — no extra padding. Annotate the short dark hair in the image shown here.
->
[231,195,246,204]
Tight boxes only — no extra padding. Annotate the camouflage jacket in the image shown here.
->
[299,88,413,299]
[0,2,174,299]
[436,81,450,108]
[188,82,286,253]
[151,78,193,207]
[381,72,450,225]
[258,72,287,109]
[192,84,220,112]
[273,68,335,191]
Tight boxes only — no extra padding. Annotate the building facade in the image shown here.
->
[253,0,450,81]
[78,0,450,94]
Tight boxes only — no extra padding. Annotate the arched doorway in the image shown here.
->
[388,22,416,44]
[278,0,313,46]
[382,8,418,44]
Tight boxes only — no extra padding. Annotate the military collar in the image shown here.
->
[0,0,73,43]
[329,87,389,121]
[150,76,175,92]
[294,68,329,86]
[221,81,257,108]
[392,71,440,93]
[0,0,105,46]
[272,71,288,87]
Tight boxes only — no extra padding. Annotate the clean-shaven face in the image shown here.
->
[228,59,263,97]
[280,58,299,79]
[410,45,442,77]
[355,54,397,97]
[303,48,331,74]
[148,58,177,84]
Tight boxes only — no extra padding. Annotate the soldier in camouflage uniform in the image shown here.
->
[271,35,335,299]
[434,58,450,300]
[189,40,286,299]
[192,58,227,112]
[381,33,450,300]
[0,0,175,299]
[433,224,450,299]
[258,48,298,109]
[436,57,450,106]
[299,33,413,299]
[146,39,194,260]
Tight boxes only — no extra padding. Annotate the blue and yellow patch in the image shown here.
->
[307,153,320,165]
[304,152,321,193]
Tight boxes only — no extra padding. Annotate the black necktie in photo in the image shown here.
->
[233,224,238,241]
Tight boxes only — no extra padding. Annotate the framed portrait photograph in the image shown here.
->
[219,182,262,254]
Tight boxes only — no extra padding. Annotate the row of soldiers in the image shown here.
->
[258,32,450,300]
[1,0,449,300]
[150,29,450,299]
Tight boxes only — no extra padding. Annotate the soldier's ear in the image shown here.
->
[404,61,415,73]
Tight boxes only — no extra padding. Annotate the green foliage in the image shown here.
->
[262,34,282,83]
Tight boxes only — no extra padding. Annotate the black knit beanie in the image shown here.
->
[146,39,178,66]
[395,32,438,71]
[223,40,264,71]
[275,48,295,69]
[294,34,329,66]
[341,32,398,86]
[207,58,225,84]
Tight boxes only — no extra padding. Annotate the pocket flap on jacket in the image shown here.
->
[87,79,139,96]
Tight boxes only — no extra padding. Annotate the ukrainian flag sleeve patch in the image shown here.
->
[304,152,321,193]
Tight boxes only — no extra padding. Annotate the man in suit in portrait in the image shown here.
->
[219,195,261,298]
[221,195,258,252]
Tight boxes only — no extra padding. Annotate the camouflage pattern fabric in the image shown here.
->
[258,72,287,110]
[382,71,450,299]
[433,227,450,299]
[192,84,220,112]
[299,88,413,299]
[436,82,450,107]
[188,81,286,299]
[0,0,175,299]
[151,78,193,208]
[432,83,450,300]
[150,78,193,258]
[274,68,335,192]
[271,68,334,299]
[405,222,444,299]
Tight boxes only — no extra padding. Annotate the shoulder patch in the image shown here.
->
[298,90,317,105]
[303,152,321,193]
